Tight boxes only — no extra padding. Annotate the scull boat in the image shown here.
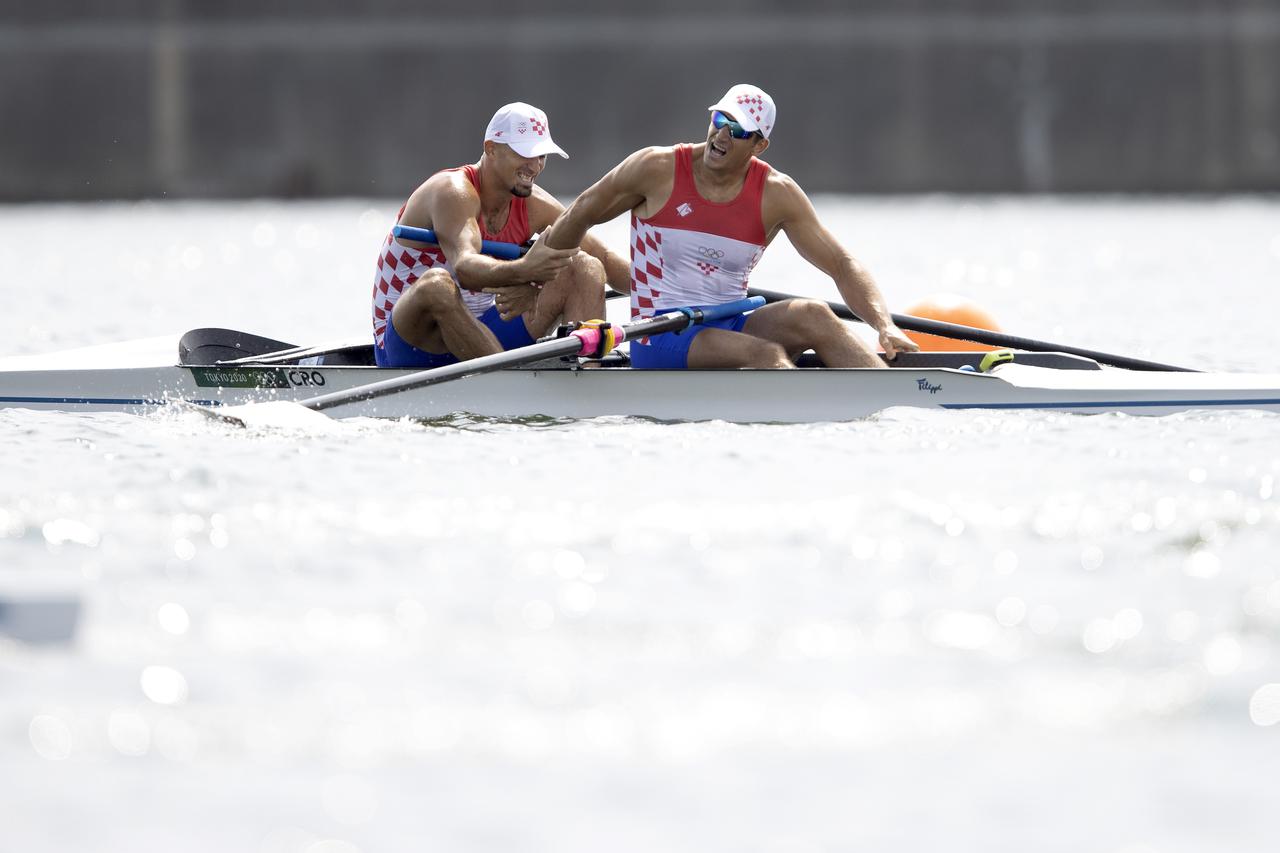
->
[2,325,1279,421]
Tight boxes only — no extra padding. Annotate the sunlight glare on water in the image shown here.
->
[2,197,1280,853]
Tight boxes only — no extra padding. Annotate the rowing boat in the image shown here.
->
[2,326,1279,421]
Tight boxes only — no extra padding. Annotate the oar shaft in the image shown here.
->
[747,287,1196,373]
[299,297,765,412]
[303,335,584,411]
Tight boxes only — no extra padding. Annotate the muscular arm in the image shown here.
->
[542,147,670,255]
[401,172,571,292]
[765,174,916,355]
[517,186,629,294]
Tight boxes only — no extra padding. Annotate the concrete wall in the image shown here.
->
[2,0,1279,199]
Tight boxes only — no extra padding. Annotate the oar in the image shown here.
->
[392,225,628,300]
[187,230,586,370]
[393,224,525,260]
[189,296,766,426]
[193,227,624,370]
[396,230,1188,372]
[215,337,371,366]
[747,287,1196,373]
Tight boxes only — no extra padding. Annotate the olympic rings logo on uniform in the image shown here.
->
[697,246,725,259]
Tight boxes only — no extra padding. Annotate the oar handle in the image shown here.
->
[391,224,525,260]
[697,297,766,323]
[747,287,1196,373]
[298,296,765,412]
[551,297,766,358]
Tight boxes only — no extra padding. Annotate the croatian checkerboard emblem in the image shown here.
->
[736,93,771,134]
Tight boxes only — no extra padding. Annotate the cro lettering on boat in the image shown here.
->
[189,367,325,389]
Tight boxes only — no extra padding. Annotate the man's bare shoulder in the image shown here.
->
[528,184,562,206]
[413,168,478,203]
[760,166,819,237]
[583,146,675,203]
[762,167,815,214]
[401,168,480,226]
[608,145,675,178]
[762,165,805,197]
[633,144,681,161]
[526,184,567,229]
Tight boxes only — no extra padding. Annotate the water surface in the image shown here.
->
[2,197,1279,853]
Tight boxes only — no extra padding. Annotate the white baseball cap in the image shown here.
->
[484,102,569,159]
[707,84,777,139]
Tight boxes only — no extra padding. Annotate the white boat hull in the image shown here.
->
[2,336,1280,421]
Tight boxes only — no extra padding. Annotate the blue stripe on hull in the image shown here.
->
[0,396,222,407]
[4,395,1278,414]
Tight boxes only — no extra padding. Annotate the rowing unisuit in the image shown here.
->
[371,164,531,348]
[629,143,771,320]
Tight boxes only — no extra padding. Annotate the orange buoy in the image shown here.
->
[903,293,1002,352]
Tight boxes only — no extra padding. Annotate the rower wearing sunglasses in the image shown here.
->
[541,83,917,369]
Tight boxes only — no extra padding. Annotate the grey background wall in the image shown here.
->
[2,0,1278,200]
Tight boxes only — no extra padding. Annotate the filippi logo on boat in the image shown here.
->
[917,378,942,394]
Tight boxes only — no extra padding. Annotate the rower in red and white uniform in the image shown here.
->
[371,102,629,368]
[541,84,918,369]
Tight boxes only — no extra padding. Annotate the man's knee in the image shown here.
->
[402,269,461,315]
[571,251,604,281]
[790,298,839,326]
[549,251,604,290]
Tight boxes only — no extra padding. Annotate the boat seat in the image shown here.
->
[314,347,377,366]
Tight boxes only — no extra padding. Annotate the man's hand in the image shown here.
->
[879,325,919,360]
[517,239,576,284]
[486,283,540,321]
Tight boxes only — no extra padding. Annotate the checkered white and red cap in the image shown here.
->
[707,84,776,139]
[484,102,569,159]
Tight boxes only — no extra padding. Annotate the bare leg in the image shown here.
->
[687,328,793,368]
[742,298,885,368]
[391,269,501,360]
[522,252,607,337]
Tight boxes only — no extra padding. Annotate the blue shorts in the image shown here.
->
[628,309,750,369]
[375,304,535,368]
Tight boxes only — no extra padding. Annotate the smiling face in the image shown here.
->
[485,142,547,198]
[703,110,769,172]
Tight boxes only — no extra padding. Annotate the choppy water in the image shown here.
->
[2,197,1280,853]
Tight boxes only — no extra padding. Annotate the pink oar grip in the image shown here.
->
[569,325,628,357]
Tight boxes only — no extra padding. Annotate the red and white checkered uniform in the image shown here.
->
[371,165,531,348]
[630,144,769,321]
